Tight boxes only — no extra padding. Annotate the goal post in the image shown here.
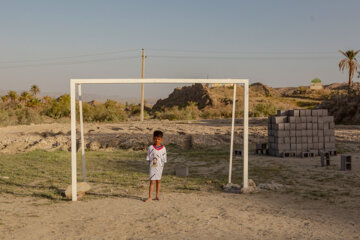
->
[70,78,249,201]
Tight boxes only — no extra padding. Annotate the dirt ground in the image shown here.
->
[0,191,359,240]
[0,119,359,239]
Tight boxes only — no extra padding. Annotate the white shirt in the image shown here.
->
[146,145,167,167]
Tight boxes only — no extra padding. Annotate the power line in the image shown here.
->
[147,48,337,55]
[148,55,337,60]
[0,48,140,64]
[0,55,139,69]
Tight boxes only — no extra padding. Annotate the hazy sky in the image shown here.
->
[0,0,359,99]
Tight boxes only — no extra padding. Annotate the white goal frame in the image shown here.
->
[70,78,249,201]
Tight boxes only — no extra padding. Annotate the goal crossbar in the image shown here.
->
[70,78,249,201]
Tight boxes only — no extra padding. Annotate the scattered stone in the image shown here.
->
[65,182,91,199]
[258,182,285,191]
[1,176,9,179]
[87,141,101,151]
[223,183,241,194]
[241,179,258,194]
[175,165,189,177]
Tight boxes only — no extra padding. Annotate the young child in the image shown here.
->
[145,130,167,202]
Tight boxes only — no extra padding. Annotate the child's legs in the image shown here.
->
[156,180,161,197]
[148,180,155,198]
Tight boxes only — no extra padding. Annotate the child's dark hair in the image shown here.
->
[153,130,163,138]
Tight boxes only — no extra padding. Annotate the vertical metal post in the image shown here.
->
[140,48,145,121]
[78,84,86,182]
[70,79,77,201]
[243,81,249,188]
[228,83,237,184]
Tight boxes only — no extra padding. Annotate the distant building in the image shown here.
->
[310,78,323,90]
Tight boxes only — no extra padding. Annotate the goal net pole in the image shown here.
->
[78,84,86,182]
[70,79,249,201]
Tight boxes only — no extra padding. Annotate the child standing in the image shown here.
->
[145,130,167,202]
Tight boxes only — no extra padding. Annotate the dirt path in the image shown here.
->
[1,192,359,240]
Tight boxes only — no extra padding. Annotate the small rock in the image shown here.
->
[65,182,91,199]
[223,183,241,193]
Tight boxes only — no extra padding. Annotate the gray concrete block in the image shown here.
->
[275,130,289,137]
[290,137,296,144]
[296,123,305,130]
[296,130,302,136]
[274,137,284,144]
[290,130,296,137]
[175,165,189,177]
[284,137,290,144]
[306,123,313,130]
[302,136,307,143]
[324,136,330,142]
[318,117,324,124]
[318,130,324,137]
[296,144,302,151]
[290,123,296,130]
[300,109,307,116]
[292,109,300,117]
[322,109,328,116]
[324,129,331,136]
[318,122,324,129]
[268,136,275,143]
[306,130,312,136]
[313,142,319,149]
[300,116,307,123]
[329,122,335,129]
[296,137,302,144]
[306,116,312,122]
[329,136,335,143]
[324,116,334,122]
[301,130,307,136]
[302,143,308,150]
[277,110,289,116]
[307,137,313,143]
[318,136,324,143]
[278,123,285,130]
[329,129,335,136]
[295,117,302,123]
[305,109,312,116]
[312,123,318,130]
[284,123,290,130]
[290,143,297,150]
[312,116,318,123]
[278,143,290,151]
[288,116,296,123]
[313,136,318,143]
[311,109,318,116]
[273,116,288,124]
[324,123,329,130]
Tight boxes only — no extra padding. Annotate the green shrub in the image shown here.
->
[250,103,277,117]
[16,108,42,124]
[0,109,9,125]
[311,78,322,84]
[155,102,201,120]
[44,94,70,119]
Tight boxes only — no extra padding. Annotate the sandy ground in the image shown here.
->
[0,191,359,240]
[1,119,359,239]
[0,119,359,153]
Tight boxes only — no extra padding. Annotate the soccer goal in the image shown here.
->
[70,78,249,201]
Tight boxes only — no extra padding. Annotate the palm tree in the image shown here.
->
[7,91,17,103]
[338,50,360,94]
[1,95,8,103]
[20,91,31,103]
[30,85,40,96]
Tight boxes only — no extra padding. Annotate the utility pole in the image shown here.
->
[140,48,145,121]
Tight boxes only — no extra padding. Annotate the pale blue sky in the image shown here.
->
[0,0,359,99]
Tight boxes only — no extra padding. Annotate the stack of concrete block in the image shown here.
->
[268,109,335,157]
